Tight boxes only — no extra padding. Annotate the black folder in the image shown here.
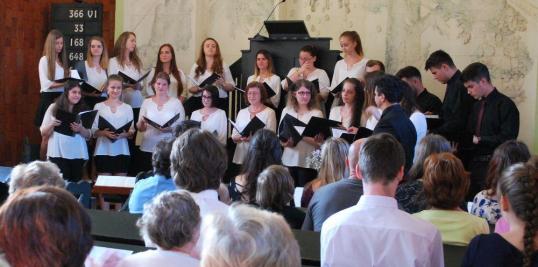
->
[54,77,84,83]
[229,116,265,137]
[330,78,348,96]
[425,115,443,131]
[311,79,320,94]
[285,76,295,91]
[54,109,97,136]
[144,113,181,130]
[97,117,133,142]
[302,117,341,139]
[118,70,151,85]
[332,127,373,144]
[80,82,102,95]
[199,73,221,88]
[262,82,276,98]
[278,114,306,145]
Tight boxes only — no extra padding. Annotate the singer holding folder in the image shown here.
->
[40,82,91,182]
[232,82,277,165]
[74,36,109,109]
[190,85,228,145]
[246,50,281,108]
[137,72,185,172]
[187,38,235,115]
[280,80,324,186]
[92,75,134,176]
[329,78,365,133]
[145,44,188,101]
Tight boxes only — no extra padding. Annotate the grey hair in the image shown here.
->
[407,134,451,181]
[201,204,301,267]
[9,161,65,194]
[137,190,200,250]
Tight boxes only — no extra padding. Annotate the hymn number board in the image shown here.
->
[51,3,103,67]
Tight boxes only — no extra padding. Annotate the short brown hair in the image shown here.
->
[243,81,269,105]
[171,128,228,192]
[255,165,294,211]
[359,133,405,184]
[422,153,470,209]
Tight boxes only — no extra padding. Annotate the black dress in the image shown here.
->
[462,233,538,266]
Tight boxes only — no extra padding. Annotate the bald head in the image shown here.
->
[348,138,366,179]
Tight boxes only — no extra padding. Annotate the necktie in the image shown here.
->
[475,99,486,136]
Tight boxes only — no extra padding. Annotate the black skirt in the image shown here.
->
[94,155,131,174]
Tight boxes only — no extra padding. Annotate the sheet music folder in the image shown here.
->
[264,20,309,39]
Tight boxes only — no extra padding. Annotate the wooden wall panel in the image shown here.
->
[0,0,115,165]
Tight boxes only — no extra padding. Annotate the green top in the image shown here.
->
[413,209,489,246]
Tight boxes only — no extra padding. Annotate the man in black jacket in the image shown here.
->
[372,75,417,173]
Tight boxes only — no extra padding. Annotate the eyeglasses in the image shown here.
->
[202,95,212,99]
[296,91,311,96]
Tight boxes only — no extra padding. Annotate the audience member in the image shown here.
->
[9,160,65,194]
[365,59,385,73]
[321,133,443,266]
[414,152,489,246]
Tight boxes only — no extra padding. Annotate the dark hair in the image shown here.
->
[498,158,538,267]
[423,153,470,209]
[153,71,171,86]
[254,49,275,76]
[195,38,223,78]
[339,31,364,56]
[244,81,270,106]
[171,129,227,192]
[424,49,455,70]
[363,71,383,109]
[461,62,491,83]
[366,60,385,72]
[300,45,319,68]
[150,44,184,96]
[287,79,320,110]
[201,85,219,108]
[53,81,88,116]
[359,133,405,184]
[485,140,531,196]
[400,80,419,116]
[152,139,174,178]
[373,74,404,104]
[407,134,451,181]
[396,66,422,80]
[337,78,364,128]
[0,186,92,267]
[255,165,294,211]
[174,120,202,138]
[239,129,283,202]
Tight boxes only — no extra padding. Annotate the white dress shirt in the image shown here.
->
[92,102,134,156]
[38,56,65,93]
[138,98,185,153]
[188,64,235,98]
[108,57,145,108]
[282,67,330,99]
[410,111,427,155]
[145,67,188,99]
[321,195,444,267]
[247,74,282,107]
[117,249,199,267]
[191,108,228,145]
[232,106,277,164]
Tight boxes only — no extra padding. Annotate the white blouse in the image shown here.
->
[329,106,352,128]
[280,106,324,168]
[191,108,228,145]
[85,61,108,97]
[38,56,65,93]
[144,67,188,99]
[40,104,89,160]
[330,58,369,90]
[410,111,427,154]
[232,106,277,164]
[92,102,134,156]
[282,68,330,99]
[108,57,145,108]
[246,74,281,108]
[365,107,382,130]
[188,63,235,98]
[138,98,185,153]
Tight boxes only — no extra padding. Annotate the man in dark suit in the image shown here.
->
[372,75,417,173]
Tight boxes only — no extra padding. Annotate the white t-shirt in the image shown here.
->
[191,108,228,145]
[246,74,281,108]
[144,67,188,99]
[232,106,277,164]
[117,249,199,267]
[138,98,185,152]
[92,102,134,156]
[188,63,235,98]
[108,57,145,108]
[38,56,65,93]
[280,106,324,168]
[84,61,108,97]
[281,68,330,100]
[330,58,368,90]
[410,110,427,155]
[40,104,89,160]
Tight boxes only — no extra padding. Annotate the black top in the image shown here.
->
[395,179,427,214]
[373,104,417,172]
[462,233,538,267]
[416,88,442,115]
[431,70,475,142]
[302,178,363,232]
[465,88,519,156]
[228,181,247,202]
[254,204,305,229]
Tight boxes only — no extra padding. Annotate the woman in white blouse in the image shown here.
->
[246,49,281,108]
[74,36,109,109]
[186,38,235,116]
[40,82,91,182]
[280,79,324,186]
[145,44,188,101]
[328,78,365,133]
[190,85,227,145]
[92,75,134,176]
[137,72,185,172]
[363,71,384,130]
[108,31,145,121]
[400,81,427,154]
[232,82,277,165]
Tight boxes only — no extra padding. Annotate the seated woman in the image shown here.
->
[0,186,92,266]
[255,165,305,229]
[201,204,301,267]
[396,134,451,213]
[118,190,200,267]
[9,160,65,194]
[128,139,176,214]
[462,158,538,266]
[228,129,282,203]
[301,138,349,208]
[470,140,531,225]
[414,152,489,246]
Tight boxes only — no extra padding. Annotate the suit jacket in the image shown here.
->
[373,104,417,172]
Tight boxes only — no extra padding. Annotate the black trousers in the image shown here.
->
[49,157,86,182]
[466,155,491,201]
[288,166,318,187]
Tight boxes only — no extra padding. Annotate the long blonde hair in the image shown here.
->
[42,29,68,80]
[113,32,142,71]
[85,36,109,69]
[316,138,350,186]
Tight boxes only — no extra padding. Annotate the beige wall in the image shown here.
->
[117,0,538,151]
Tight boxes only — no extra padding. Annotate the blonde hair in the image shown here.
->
[85,36,109,69]
[42,29,68,80]
[9,161,65,194]
[201,204,301,267]
[316,138,349,186]
[113,31,142,71]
